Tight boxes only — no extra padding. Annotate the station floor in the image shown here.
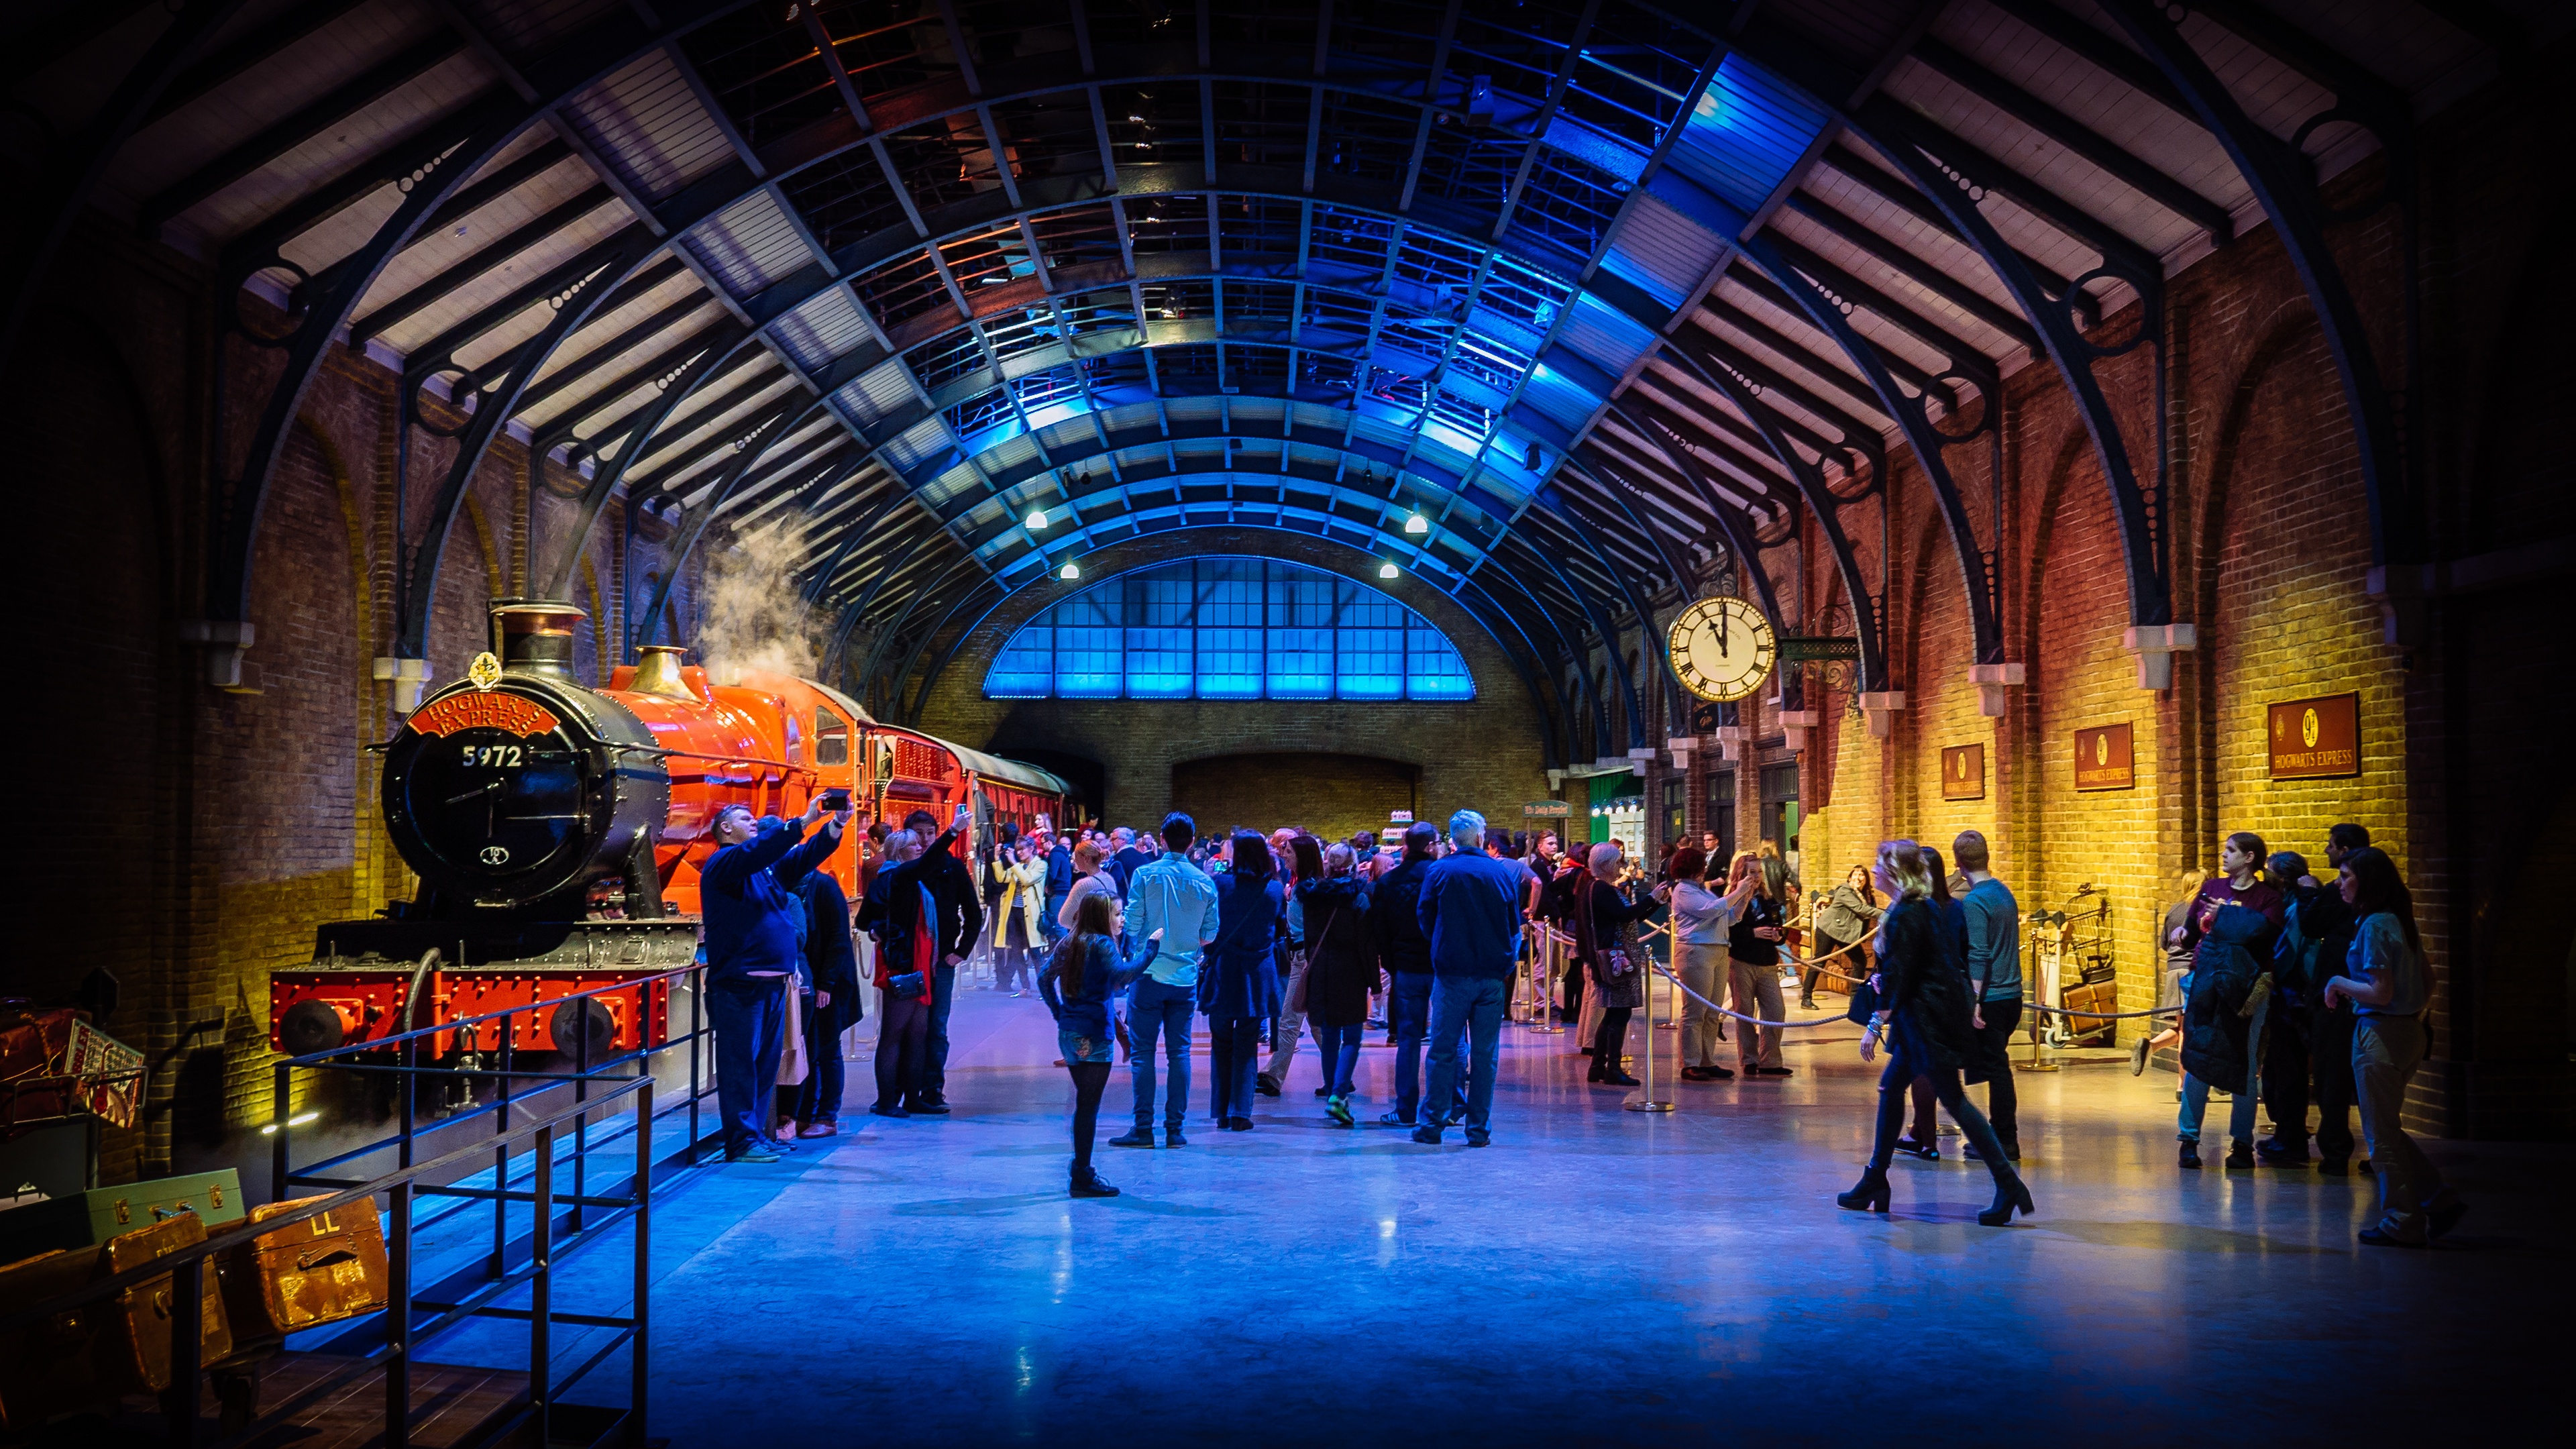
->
[579,985,2555,1446]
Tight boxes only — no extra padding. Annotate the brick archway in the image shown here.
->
[1170,753,1423,844]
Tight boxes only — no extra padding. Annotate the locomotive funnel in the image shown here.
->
[489,598,586,677]
[629,644,694,700]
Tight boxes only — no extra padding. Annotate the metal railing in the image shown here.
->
[0,1080,654,1449]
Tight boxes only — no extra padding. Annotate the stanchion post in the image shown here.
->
[1625,930,1673,1114]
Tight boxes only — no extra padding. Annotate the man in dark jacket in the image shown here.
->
[900,806,982,1110]
[702,798,848,1162]
[789,867,860,1138]
[1371,822,1459,1128]
[1411,810,1525,1148]
[2259,825,2368,1171]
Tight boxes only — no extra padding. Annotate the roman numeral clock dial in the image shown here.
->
[1668,596,1777,703]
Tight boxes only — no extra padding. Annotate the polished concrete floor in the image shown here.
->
[547,985,2554,1446]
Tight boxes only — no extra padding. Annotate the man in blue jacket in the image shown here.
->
[702,796,849,1163]
[1411,810,1525,1148]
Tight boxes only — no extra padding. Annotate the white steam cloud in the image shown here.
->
[695,521,826,686]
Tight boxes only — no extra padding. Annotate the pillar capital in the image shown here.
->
[2122,623,2198,690]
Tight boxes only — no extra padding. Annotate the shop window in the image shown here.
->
[1760,763,1800,859]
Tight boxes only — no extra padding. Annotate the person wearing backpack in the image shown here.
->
[2259,825,2368,1172]
[2322,847,2463,1246]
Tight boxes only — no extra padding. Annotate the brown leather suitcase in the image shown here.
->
[219,1194,390,1344]
[2061,979,2118,1044]
[0,1210,231,1433]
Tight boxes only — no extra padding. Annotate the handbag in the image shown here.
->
[888,972,925,999]
[776,988,809,1086]
[1844,977,1880,1025]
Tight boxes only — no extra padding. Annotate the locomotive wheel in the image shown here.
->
[278,998,345,1057]
[549,998,617,1063]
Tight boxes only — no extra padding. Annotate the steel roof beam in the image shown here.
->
[1912,37,2233,241]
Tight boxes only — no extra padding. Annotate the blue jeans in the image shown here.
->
[1128,977,1195,1128]
[1390,971,1432,1122]
[924,963,959,1098]
[1424,974,1507,1135]
[1313,1020,1362,1097]
[793,993,847,1126]
[707,977,787,1155]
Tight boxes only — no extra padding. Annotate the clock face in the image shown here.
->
[1668,596,1776,702]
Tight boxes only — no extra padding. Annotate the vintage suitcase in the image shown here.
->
[0,1168,244,1265]
[0,1211,232,1433]
[219,1194,390,1344]
[2060,979,2118,1044]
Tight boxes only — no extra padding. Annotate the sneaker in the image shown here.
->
[2255,1138,2304,1166]
[1378,1111,1414,1128]
[2179,1141,2202,1170]
[1069,1168,1120,1199]
[909,1102,952,1116]
[2224,1140,2255,1171]
[1894,1136,1939,1161]
[2130,1036,2151,1076]
[1409,1125,1443,1146]
[1465,1130,1491,1148]
[1313,1085,1329,1097]
[1255,1074,1282,1097]
[1327,1094,1354,1126]
[1165,1128,1188,1148]
[868,1104,909,1119]
[1109,1128,1156,1148]
[726,1145,782,1163]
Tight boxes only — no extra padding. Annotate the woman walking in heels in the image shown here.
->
[1570,843,1658,1087]
[1837,839,2033,1226]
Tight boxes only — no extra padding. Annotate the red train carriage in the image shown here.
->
[268,599,1067,1062]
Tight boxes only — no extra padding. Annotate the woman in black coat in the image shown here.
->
[1200,832,1285,1131]
[1299,843,1374,1125]
[1570,843,1660,1087]
[1837,839,2033,1226]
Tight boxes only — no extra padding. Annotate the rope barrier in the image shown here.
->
[1651,964,1855,1031]
[2022,1000,2180,1021]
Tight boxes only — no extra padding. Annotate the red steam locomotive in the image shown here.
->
[269,600,1068,1061]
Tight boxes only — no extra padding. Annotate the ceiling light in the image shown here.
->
[1060,560,1080,580]
[1379,562,1399,579]
[1026,508,1047,529]
[1405,512,1428,534]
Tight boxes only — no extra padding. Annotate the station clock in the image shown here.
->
[1668,596,1776,702]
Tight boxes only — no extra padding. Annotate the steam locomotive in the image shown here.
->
[268,599,1069,1062]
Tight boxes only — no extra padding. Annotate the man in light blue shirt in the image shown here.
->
[1111,812,1221,1148]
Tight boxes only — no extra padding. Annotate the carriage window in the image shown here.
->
[815,708,849,766]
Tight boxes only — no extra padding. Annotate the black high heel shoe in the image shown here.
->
[1837,1166,1892,1212]
[1976,1176,2035,1226]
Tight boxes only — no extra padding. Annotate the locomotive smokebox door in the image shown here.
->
[380,600,670,914]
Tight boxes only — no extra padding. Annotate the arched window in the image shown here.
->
[984,557,1475,702]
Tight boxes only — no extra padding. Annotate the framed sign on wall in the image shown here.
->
[2074,722,2135,792]
[2268,692,2361,780]
[1941,743,1986,801]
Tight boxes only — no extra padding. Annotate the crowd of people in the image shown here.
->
[690,796,2456,1246]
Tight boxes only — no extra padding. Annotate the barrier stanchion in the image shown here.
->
[1623,925,1672,1114]
[1529,926,1564,1033]
[2017,988,2061,1073]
